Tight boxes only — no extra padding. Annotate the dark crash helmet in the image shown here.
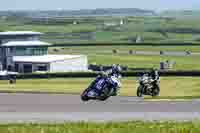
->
[111,64,122,77]
[149,69,159,76]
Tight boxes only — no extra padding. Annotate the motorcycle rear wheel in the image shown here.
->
[98,88,110,101]
[99,95,109,101]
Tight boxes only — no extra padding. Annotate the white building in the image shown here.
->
[12,54,88,73]
[0,31,88,73]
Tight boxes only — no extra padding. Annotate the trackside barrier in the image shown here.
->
[15,72,98,79]
[123,71,200,77]
[4,71,200,80]
[52,42,200,47]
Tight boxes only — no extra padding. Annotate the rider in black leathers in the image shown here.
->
[149,69,160,92]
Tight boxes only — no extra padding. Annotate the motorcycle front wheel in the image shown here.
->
[152,86,160,97]
[137,86,143,97]
[81,88,90,101]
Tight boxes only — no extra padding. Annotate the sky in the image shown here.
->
[0,0,200,11]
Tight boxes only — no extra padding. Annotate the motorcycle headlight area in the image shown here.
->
[143,79,149,83]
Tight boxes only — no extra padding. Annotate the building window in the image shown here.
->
[16,48,26,56]
[14,63,19,72]
[15,47,48,56]
[37,65,47,71]
[10,48,14,54]
[23,64,32,73]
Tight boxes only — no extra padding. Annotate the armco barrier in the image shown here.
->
[159,71,200,76]
[52,42,200,47]
[122,71,200,77]
[15,72,98,79]
[9,71,200,80]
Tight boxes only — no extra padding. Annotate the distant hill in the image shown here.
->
[61,8,157,16]
[160,10,200,18]
[0,8,157,17]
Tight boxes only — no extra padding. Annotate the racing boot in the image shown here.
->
[111,88,118,96]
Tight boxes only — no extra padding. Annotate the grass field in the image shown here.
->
[2,16,200,43]
[0,77,200,98]
[0,121,199,133]
[88,54,200,70]
[49,47,200,70]
[0,19,97,33]
[49,45,200,53]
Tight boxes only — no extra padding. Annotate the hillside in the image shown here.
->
[0,8,156,17]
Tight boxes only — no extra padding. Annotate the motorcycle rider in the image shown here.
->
[88,64,122,97]
[106,64,122,96]
[149,69,160,92]
[106,64,122,78]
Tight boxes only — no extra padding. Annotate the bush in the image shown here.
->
[53,48,59,52]
[112,49,117,54]
[129,50,134,54]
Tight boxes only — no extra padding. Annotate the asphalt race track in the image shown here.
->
[0,93,200,123]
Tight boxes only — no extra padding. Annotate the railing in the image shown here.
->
[1,70,200,80]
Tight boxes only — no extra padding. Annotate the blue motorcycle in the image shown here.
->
[81,75,121,101]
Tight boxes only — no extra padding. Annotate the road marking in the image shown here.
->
[144,99,193,102]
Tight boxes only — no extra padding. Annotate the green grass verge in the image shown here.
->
[1,24,97,33]
[49,45,200,53]
[88,54,200,70]
[0,121,199,133]
[1,77,200,98]
[49,46,200,70]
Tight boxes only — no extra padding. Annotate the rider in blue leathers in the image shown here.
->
[104,64,122,96]
[88,64,122,97]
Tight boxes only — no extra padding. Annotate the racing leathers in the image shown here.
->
[149,70,160,92]
[88,68,121,97]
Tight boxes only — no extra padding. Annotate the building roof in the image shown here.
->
[0,31,43,36]
[2,41,51,47]
[13,54,86,63]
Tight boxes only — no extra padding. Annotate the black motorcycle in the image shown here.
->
[136,74,160,97]
[81,76,121,101]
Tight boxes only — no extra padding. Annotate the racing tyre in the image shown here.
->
[152,86,160,97]
[99,96,109,101]
[98,87,110,101]
[137,86,143,97]
[81,88,90,101]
